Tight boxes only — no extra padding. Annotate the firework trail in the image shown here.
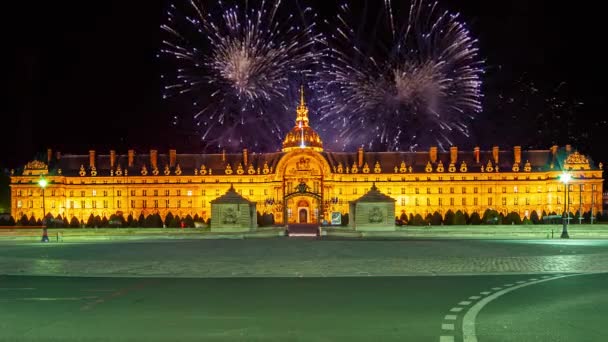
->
[318,0,484,151]
[160,0,322,151]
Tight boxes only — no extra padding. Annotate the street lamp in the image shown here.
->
[38,177,48,226]
[559,172,571,238]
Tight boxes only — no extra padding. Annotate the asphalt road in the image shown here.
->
[1,273,607,341]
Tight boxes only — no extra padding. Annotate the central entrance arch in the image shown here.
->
[297,200,310,223]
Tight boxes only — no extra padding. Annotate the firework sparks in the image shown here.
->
[160,0,322,151]
[318,0,484,151]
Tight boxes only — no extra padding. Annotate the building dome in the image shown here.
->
[282,87,324,152]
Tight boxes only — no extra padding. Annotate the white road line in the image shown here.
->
[491,287,502,290]
[442,323,455,330]
[462,275,578,342]
[468,296,481,300]
[450,307,463,312]
[480,291,491,295]
[516,281,526,284]
[444,315,457,320]
[529,278,538,281]
[503,283,513,287]
[440,336,454,342]
[459,301,472,306]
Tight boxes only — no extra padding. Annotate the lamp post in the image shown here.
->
[559,172,571,238]
[38,177,48,226]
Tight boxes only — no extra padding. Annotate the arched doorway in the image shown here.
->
[297,200,309,223]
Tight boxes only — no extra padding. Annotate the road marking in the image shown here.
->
[516,281,526,284]
[450,307,463,312]
[480,291,490,295]
[462,274,578,342]
[528,278,538,281]
[444,315,457,320]
[503,283,513,287]
[491,287,502,290]
[440,336,454,342]
[459,301,472,306]
[442,323,455,330]
[468,296,481,300]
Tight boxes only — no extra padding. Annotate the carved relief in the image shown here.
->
[369,207,384,223]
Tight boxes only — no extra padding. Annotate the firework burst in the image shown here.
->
[160,0,322,151]
[318,0,484,151]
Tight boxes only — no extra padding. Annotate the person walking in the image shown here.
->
[41,227,49,243]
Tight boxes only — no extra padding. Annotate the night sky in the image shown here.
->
[1,1,605,168]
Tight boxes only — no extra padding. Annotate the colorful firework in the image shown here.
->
[318,0,484,151]
[160,0,322,151]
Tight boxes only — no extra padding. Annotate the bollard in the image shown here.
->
[551,230,554,239]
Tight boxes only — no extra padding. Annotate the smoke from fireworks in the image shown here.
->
[160,0,322,151]
[318,0,484,151]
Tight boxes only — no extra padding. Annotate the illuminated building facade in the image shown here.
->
[9,89,604,225]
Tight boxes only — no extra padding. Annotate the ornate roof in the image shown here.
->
[350,183,396,203]
[282,86,323,152]
[210,184,254,204]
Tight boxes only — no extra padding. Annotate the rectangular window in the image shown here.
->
[165,190,170,196]
[177,200,181,208]
[450,198,454,206]
[488,188,493,194]
[488,198,493,206]
[474,187,478,194]
[92,190,97,197]
[514,186,518,193]
[165,199,169,208]
[103,200,108,208]
[593,184,597,191]
[117,190,122,196]
[525,198,530,205]
[177,190,181,196]
[462,187,466,194]
[249,189,254,196]
[187,190,193,197]
[353,188,358,195]
[117,200,121,208]
[450,187,454,194]
[143,190,147,196]
[51,190,56,196]
[92,201,97,209]
[29,200,33,208]
[514,197,518,205]
[415,198,419,206]
[438,188,443,194]
[17,190,22,197]
[427,198,431,206]
[537,186,542,193]
[387,188,392,194]
[28,190,33,196]
[462,198,466,206]
[502,197,507,206]
[69,201,74,209]
[474,198,478,206]
[525,186,530,193]
[557,197,561,205]
[131,190,136,196]
[401,188,406,194]
[202,189,207,196]
[103,191,108,197]
[143,200,147,209]
[415,188,419,194]
[502,187,506,193]
[427,188,431,194]
[215,189,220,196]
[339,188,343,195]
[263,189,268,196]
[81,200,86,209]
[439,198,443,206]
[131,200,135,208]
[400,198,406,206]
[17,200,22,208]
[154,190,158,196]
[154,200,158,208]
[202,201,206,208]
[81,191,86,197]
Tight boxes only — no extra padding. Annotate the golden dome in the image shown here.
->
[282,86,323,152]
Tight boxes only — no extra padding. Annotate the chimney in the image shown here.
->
[243,148,248,166]
[222,149,226,162]
[47,148,52,163]
[169,149,177,167]
[429,147,438,163]
[150,149,158,169]
[566,144,572,153]
[89,150,96,168]
[492,146,499,164]
[110,150,116,168]
[128,149,135,168]
[55,151,61,160]
[450,146,458,164]
[357,147,364,167]
[514,146,521,164]
[474,147,480,164]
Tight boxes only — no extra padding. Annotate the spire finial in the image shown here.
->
[300,85,305,107]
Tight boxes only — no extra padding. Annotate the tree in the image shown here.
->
[86,214,95,228]
[126,214,134,227]
[184,214,194,228]
[469,212,482,225]
[523,217,533,225]
[511,212,522,225]
[454,210,466,225]
[63,216,69,228]
[164,212,174,228]
[530,210,540,224]
[70,216,80,228]
[408,213,414,226]
[19,214,29,226]
[413,213,424,226]
[169,216,180,228]
[137,213,145,227]
[583,211,591,224]
[464,212,470,225]
[424,213,432,225]
[193,213,201,222]
[399,212,408,225]
[431,211,443,226]
[94,215,102,228]
[444,210,455,225]
[28,215,37,226]
[7,216,15,226]
[101,216,109,228]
